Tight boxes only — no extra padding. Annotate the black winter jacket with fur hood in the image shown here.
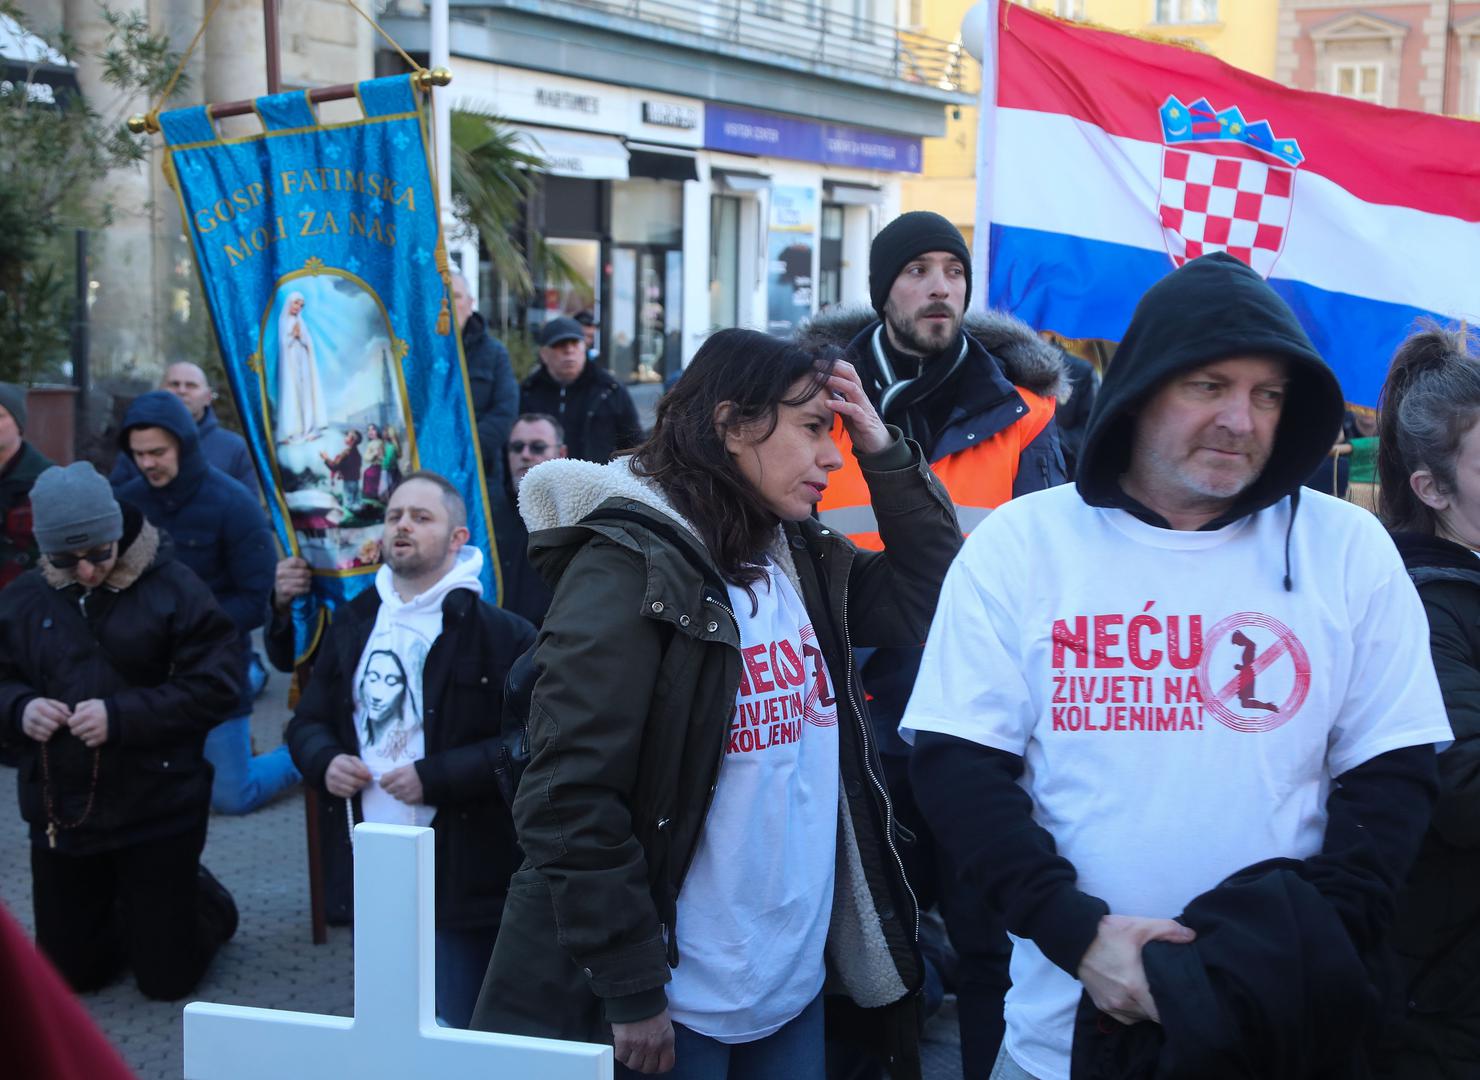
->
[0,508,241,853]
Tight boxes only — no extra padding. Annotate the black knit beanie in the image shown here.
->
[868,211,973,315]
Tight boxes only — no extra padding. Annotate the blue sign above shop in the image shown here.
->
[705,105,922,173]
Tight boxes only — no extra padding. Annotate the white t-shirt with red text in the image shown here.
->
[901,484,1450,1080]
[666,562,840,1043]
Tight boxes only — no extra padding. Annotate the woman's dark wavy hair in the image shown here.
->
[1377,324,1480,534]
[631,328,840,593]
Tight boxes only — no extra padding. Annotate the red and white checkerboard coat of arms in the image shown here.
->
[1156,97,1304,279]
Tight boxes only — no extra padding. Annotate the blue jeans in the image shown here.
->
[617,993,825,1080]
[204,714,301,815]
[435,926,498,1029]
[989,1046,1040,1080]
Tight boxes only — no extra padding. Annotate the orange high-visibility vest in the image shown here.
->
[819,388,1057,550]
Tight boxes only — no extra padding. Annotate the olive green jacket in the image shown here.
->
[473,432,962,1075]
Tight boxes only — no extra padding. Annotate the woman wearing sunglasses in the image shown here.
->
[0,462,242,1000]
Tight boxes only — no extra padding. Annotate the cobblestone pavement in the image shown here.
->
[0,661,963,1079]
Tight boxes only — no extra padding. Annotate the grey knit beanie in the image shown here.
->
[0,383,25,432]
[31,463,124,554]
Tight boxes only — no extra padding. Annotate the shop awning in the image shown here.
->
[625,141,699,182]
[513,125,629,180]
[713,169,771,194]
[824,181,885,206]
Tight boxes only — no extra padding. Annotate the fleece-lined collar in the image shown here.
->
[518,455,802,599]
[41,518,162,593]
[796,304,1069,402]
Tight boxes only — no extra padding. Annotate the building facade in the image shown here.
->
[1276,1,1480,116]
[13,0,374,389]
[901,0,1281,242]
[386,0,969,386]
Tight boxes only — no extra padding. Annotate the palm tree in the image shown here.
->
[449,109,576,300]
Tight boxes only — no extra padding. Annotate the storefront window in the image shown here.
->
[611,179,683,246]
[710,195,741,330]
[818,204,844,311]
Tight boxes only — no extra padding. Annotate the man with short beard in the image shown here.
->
[801,211,1067,1077]
[285,471,535,1029]
[905,254,1450,1079]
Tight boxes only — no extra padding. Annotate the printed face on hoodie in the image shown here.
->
[382,477,469,581]
[129,426,182,488]
[1126,355,1289,519]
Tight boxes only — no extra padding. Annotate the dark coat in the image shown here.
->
[116,392,275,713]
[1055,349,1099,481]
[284,582,536,931]
[1378,532,1480,1079]
[111,404,258,496]
[0,512,241,853]
[0,440,53,590]
[473,433,963,1078]
[1071,860,1382,1080]
[464,313,520,496]
[519,362,642,466]
[489,480,553,628]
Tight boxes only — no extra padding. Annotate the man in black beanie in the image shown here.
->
[800,210,1068,1077]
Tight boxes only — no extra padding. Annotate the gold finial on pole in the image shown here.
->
[126,113,159,134]
[413,67,453,91]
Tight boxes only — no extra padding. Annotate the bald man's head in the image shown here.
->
[450,271,474,332]
[162,362,213,422]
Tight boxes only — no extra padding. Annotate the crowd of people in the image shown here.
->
[0,209,1476,1080]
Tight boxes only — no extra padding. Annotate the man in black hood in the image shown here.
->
[901,253,1451,1079]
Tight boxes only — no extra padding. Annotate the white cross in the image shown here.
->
[183,823,612,1078]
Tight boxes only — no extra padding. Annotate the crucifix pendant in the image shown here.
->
[46,822,57,849]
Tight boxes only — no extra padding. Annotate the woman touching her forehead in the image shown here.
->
[471,329,963,1079]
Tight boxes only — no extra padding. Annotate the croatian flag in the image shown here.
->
[976,3,1480,405]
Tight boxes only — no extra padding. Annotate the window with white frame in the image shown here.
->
[1332,62,1383,104]
[1055,0,1085,18]
[1153,0,1218,23]
[898,0,924,29]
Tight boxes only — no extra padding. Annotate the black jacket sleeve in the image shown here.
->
[1303,744,1439,954]
[911,731,1109,975]
[1011,417,1067,499]
[1417,583,1480,848]
[415,614,537,806]
[843,432,965,648]
[471,337,520,476]
[284,628,356,788]
[613,387,643,457]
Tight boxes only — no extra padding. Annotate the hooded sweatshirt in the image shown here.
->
[902,254,1448,1080]
[353,545,484,827]
[1077,251,1344,536]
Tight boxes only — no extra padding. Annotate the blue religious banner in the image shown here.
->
[159,75,497,662]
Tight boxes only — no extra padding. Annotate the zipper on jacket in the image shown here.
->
[664,590,741,965]
[840,570,921,947]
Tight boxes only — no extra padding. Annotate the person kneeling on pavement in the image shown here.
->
[0,463,241,1000]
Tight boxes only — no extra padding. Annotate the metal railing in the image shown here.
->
[458,0,975,93]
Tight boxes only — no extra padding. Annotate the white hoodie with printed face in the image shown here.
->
[352,545,485,827]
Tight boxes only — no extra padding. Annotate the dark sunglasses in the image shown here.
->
[508,440,552,455]
[48,544,116,570]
